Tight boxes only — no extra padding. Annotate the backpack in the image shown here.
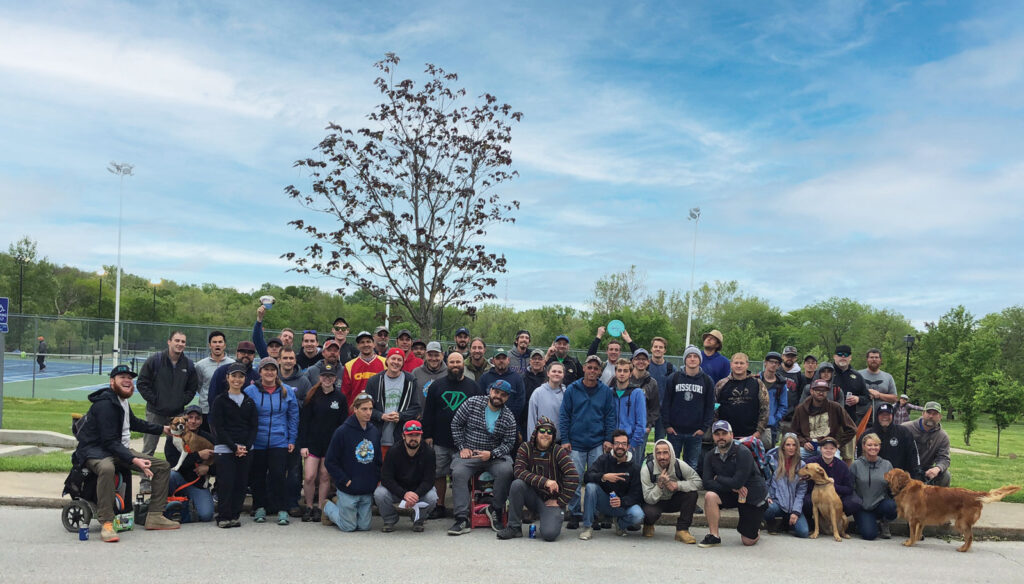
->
[644,453,685,482]
[737,436,773,482]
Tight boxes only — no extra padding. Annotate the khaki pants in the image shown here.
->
[85,451,170,523]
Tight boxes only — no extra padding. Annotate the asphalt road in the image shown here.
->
[5,505,1023,583]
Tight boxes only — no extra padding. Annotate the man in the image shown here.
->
[373,325,390,357]
[412,341,448,395]
[296,330,323,370]
[448,380,518,536]
[306,339,345,391]
[263,337,283,360]
[522,348,548,406]
[630,349,660,446]
[799,361,841,405]
[714,353,768,444]
[136,331,198,492]
[527,361,565,441]
[329,317,358,363]
[662,346,716,471]
[791,379,857,461]
[341,331,387,407]
[700,329,730,384]
[422,351,480,520]
[165,405,215,523]
[498,416,579,541]
[74,365,179,541]
[586,326,639,385]
[869,403,921,479]
[640,439,702,543]
[780,346,801,384]
[195,330,234,416]
[698,420,767,548]
[374,420,437,532]
[449,326,471,359]
[279,328,295,351]
[252,305,290,359]
[279,345,312,517]
[858,348,898,424]
[546,334,583,385]
[579,429,644,540]
[893,393,925,425]
[757,352,791,449]
[395,330,423,373]
[365,348,423,456]
[323,392,382,532]
[903,402,951,486]
[478,347,527,434]
[37,335,48,371]
[558,355,616,528]
[207,341,257,419]
[278,347,312,402]
[783,354,817,431]
[647,337,675,441]
[464,337,491,381]
[508,329,532,376]
[410,339,427,362]
[833,344,870,426]
[611,358,647,463]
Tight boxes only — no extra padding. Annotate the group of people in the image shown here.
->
[73,313,951,547]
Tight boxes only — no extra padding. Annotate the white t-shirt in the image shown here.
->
[119,398,132,450]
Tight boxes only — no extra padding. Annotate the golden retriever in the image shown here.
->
[884,467,1020,552]
[797,462,849,542]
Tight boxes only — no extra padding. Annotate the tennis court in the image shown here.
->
[3,352,116,401]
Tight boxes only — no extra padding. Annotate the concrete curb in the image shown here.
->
[0,430,78,449]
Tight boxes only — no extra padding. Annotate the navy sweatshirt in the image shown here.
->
[298,388,347,458]
[661,369,716,434]
[325,415,382,496]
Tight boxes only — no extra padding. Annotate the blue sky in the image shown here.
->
[1,1,1022,324]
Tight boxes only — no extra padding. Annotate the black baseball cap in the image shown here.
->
[108,364,137,379]
[835,344,852,356]
[183,405,203,416]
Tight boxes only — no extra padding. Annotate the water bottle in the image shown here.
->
[609,491,617,501]
[78,527,89,541]
[529,524,536,539]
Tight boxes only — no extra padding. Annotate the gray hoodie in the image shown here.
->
[282,367,313,403]
[850,455,893,511]
[641,439,702,504]
[412,362,448,398]
[527,382,565,440]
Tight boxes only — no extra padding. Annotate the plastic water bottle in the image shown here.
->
[609,491,617,500]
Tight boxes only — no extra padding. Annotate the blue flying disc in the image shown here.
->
[607,320,625,337]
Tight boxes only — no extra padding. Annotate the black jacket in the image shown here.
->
[702,442,768,506]
[835,366,870,422]
[381,443,436,499]
[364,371,423,444]
[546,354,583,385]
[298,388,347,457]
[210,391,258,452]
[422,375,482,449]
[136,351,199,417]
[869,421,922,480]
[74,388,163,464]
[583,452,643,509]
[523,369,546,407]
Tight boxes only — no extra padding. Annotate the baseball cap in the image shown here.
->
[227,362,248,375]
[258,357,279,370]
[819,436,839,447]
[267,337,283,347]
[355,330,373,342]
[554,334,570,343]
[712,420,732,433]
[924,401,942,413]
[877,403,894,415]
[900,394,909,400]
[374,325,389,335]
[426,341,442,354]
[319,362,339,377]
[396,329,412,339]
[411,339,426,348]
[386,347,405,360]
[488,380,512,395]
[631,348,651,360]
[403,420,423,435]
[764,351,783,363]
[108,364,137,379]
[803,354,818,363]
[323,339,341,350]
[493,347,508,357]
[455,327,470,336]
[530,348,546,359]
[584,354,602,366]
[183,405,203,416]
[810,379,830,391]
[783,346,798,356]
[236,341,257,353]
[835,344,852,356]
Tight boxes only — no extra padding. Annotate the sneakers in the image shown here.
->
[144,513,180,531]
[675,529,697,544]
[697,534,721,548]
[301,508,312,523]
[496,526,523,540]
[277,511,290,525]
[412,519,425,533]
[879,520,891,540]
[254,507,267,523]
[229,519,241,528]
[428,506,447,520]
[695,505,704,514]
[578,527,593,540]
[217,520,232,528]
[381,523,396,533]
[447,518,471,536]
[615,524,628,537]
[288,506,303,518]
[566,516,581,530]
[486,506,503,532]
[101,522,119,543]
[642,525,655,538]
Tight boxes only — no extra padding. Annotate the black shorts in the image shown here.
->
[715,490,763,539]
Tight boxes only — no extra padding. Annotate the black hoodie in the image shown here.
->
[868,420,922,480]
[74,388,163,464]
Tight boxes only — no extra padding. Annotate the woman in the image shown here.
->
[851,432,897,540]
[244,357,299,526]
[802,436,862,524]
[210,363,257,528]
[298,363,347,522]
[763,433,809,537]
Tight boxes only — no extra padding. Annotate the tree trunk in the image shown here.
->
[997,427,1001,458]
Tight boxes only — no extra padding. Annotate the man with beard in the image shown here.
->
[74,365,179,542]
[546,334,583,385]
[868,403,921,479]
[508,329,533,376]
[277,348,312,402]
[578,429,644,540]
[522,348,548,407]
[374,420,437,532]
[373,325,390,356]
[903,402,951,486]
[195,331,234,416]
[714,353,769,444]
[464,338,491,381]
[448,380,518,536]
[412,341,448,396]
[449,327,472,359]
[640,439,702,543]
[757,352,791,449]
[422,351,479,519]
[498,416,579,541]
[395,330,423,372]
[586,326,640,385]
[341,331,387,407]
[858,348,898,424]
[698,421,767,548]
[479,347,527,434]
[700,329,730,384]
[780,346,802,384]
[792,379,857,461]
[296,330,323,371]
[630,349,660,447]
[410,339,427,362]
[207,341,258,421]
[783,355,817,432]
[305,338,345,391]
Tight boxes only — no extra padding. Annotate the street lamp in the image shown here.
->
[97,270,105,317]
[107,161,134,364]
[903,334,915,392]
[684,207,701,348]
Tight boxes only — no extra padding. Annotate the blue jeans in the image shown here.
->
[855,499,897,540]
[168,471,214,522]
[630,444,646,466]
[763,501,808,538]
[668,432,703,471]
[583,483,643,529]
[653,419,666,441]
[568,445,604,519]
[324,490,373,532]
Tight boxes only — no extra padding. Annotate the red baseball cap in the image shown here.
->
[386,347,405,360]
[403,420,423,435]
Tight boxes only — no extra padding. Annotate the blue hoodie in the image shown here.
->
[243,383,299,450]
[701,351,731,385]
[559,379,616,451]
[613,386,647,448]
[325,415,382,496]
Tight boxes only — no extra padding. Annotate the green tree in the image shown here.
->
[974,370,1024,456]
[590,265,648,315]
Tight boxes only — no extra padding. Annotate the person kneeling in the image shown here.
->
[374,420,438,533]
[579,429,644,540]
[640,439,702,543]
[323,393,382,532]
[498,416,579,541]
[698,420,767,548]
[165,405,215,523]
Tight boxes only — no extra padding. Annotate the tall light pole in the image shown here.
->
[684,207,701,348]
[903,334,915,393]
[151,279,160,321]
[108,161,134,364]
[97,270,105,317]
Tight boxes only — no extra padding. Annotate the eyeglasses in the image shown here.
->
[536,428,554,435]
[613,442,630,447]
[333,326,348,331]
[835,352,851,358]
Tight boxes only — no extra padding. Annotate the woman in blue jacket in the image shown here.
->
[244,357,299,526]
[764,433,809,537]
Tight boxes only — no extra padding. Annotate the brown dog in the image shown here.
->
[797,462,849,542]
[885,468,1019,552]
[168,416,215,474]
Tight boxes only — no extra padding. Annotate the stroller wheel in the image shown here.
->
[62,500,92,533]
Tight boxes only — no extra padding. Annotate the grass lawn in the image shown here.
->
[920,414,1024,458]
[950,453,1024,503]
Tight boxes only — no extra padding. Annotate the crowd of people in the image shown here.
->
[73,310,951,547]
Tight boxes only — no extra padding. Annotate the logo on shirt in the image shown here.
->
[890,437,899,447]
[442,391,467,412]
[423,380,433,398]
[330,401,340,410]
[355,439,375,464]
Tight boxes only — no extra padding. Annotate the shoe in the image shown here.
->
[288,506,303,518]
[217,520,232,528]
[486,506,503,532]
[578,527,593,540]
[321,506,333,526]
[592,522,602,531]
[412,519,425,533]
[100,522,119,543]
[428,506,446,520]
[229,519,241,528]
[311,507,322,523]
[301,508,312,523]
[627,524,640,532]
[381,523,396,533]
[566,516,581,530]
[615,525,627,537]
[767,518,782,534]
[675,529,697,544]
[254,508,267,523]
[695,505,704,514]
[697,534,721,548]
[144,513,180,531]
[879,520,891,540]
[599,521,612,530]
[642,524,655,538]
[447,518,471,536]
[277,511,290,525]
[497,526,523,540]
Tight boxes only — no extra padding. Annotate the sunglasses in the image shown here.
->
[835,352,851,357]
[333,326,348,331]
[536,428,554,435]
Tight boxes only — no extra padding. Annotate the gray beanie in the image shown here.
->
[683,345,702,361]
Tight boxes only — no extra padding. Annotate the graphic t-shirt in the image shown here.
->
[382,374,404,446]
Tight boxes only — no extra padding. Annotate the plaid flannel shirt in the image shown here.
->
[450,395,517,459]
